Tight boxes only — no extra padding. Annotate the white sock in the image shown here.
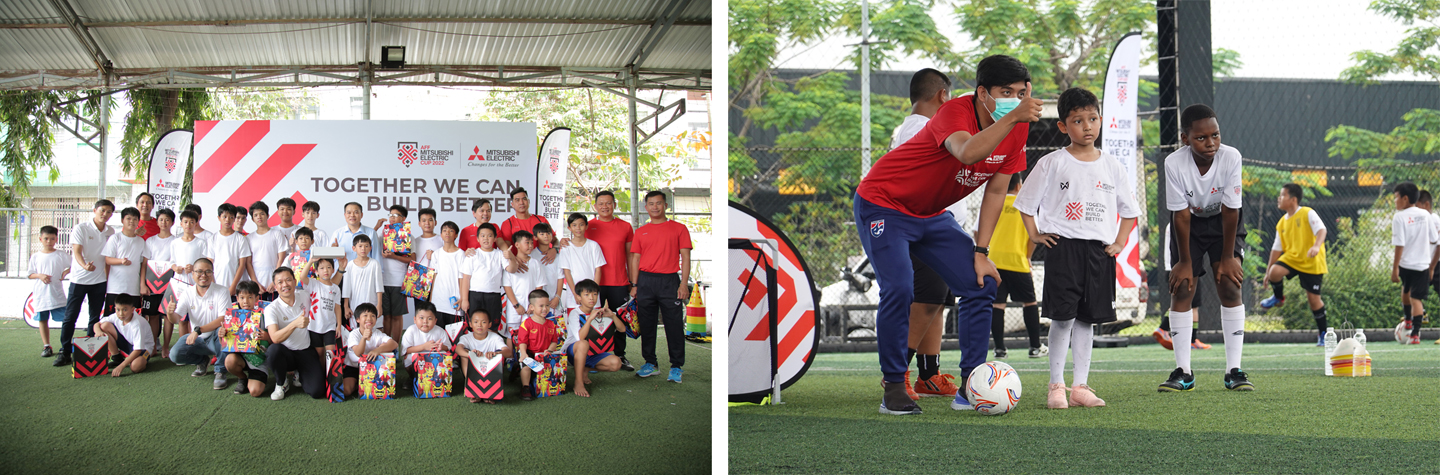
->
[1047,318,1074,385]
[1071,322,1094,387]
[1222,305,1246,372]
[1171,310,1192,374]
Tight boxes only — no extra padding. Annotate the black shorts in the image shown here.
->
[468,291,504,332]
[1276,262,1323,295]
[1400,268,1430,300]
[911,257,955,306]
[342,365,359,379]
[140,293,165,317]
[1042,238,1117,324]
[309,330,337,348]
[995,269,1036,304]
[241,369,267,382]
[1168,212,1246,278]
[381,286,408,316]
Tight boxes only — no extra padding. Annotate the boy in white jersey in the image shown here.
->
[212,204,254,297]
[376,204,413,339]
[428,221,469,325]
[247,201,291,301]
[1158,104,1253,393]
[461,223,508,333]
[144,208,177,355]
[299,201,328,250]
[455,308,510,404]
[1014,88,1138,409]
[503,230,549,331]
[102,207,150,322]
[565,279,623,397]
[559,213,607,312]
[273,197,299,243]
[412,208,447,321]
[340,304,397,398]
[1390,182,1438,345]
[303,258,343,359]
[28,226,70,357]
[342,234,385,331]
[532,223,564,310]
[55,199,113,367]
[94,295,153,377]
[168,210,210,288]
[400,305,452,389]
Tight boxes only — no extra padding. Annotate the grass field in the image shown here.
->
[0,319,710,474]
[731,340,1440,474]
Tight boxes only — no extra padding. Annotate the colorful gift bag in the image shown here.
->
[533,352,567,398]
[401,262,435,300]
[220,306,263,353]
[326,347,346,403]
[465,354,504,400]
[585,315,617,354]
[616,298,640,339]
[71,335,110,379]
[381,222,414,255]
[359,354,396,400]
[287,251,313,289]
[412,352,453,399]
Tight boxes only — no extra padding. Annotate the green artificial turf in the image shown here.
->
[0,319,710,474]
[731,341,1440,474]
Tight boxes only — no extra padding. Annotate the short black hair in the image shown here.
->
[975,54,1031,89]
[909,68,951,105]
[249,200,269,216]
[510,187,528,200]
[344,202,363,213]
[512,230,534,243]
[469,307,491,322]
[94,199,114,211]
[352,233,372,246]
[594,190,615,201]
[388,204,407,218]
[1395,182,1420,204]
[440,220,459,234]
[471,198,491,212]
[418,208,436,220]
[414,302,436,318]
[193,257,213,268]
[236,280,261,297]
[645,190,667,203]
[1421,190,1434,206]
[567,212,588,226]
[527,288,550,302]
[478,223,497,236]
[180,210,199,223]
[120,207,140,220]
[40,225,58,236]
[294,227,314,240]
[218,203,235,217]
[276,197,296,210]
[1181,104,1217,133]
[155,208,175,222]
[135,192,154,205]
[1058,88,1100,122]
[355,303,379,318]
[273,266,295,281]
[314,258,334,269]
[112,293,141,309]
[1281,183,1304,203]
[575,279,600,296]
[301,201,320,213]
[1009,174,1023,192]
[533,223,553,236]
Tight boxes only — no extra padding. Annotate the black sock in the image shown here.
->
[1159,316,1171,332]
[1404,305,1412,326]
[991,307,1006,350]
[1271,281,1285,300]
[906,347,917,369]
[1413,313,1424,337]
[1312,306,1327,335]
[1023,305,1042,348]
[918,354,939,380]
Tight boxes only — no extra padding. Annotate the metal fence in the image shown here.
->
[1,208,95,279]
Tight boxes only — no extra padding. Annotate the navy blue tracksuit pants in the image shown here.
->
[854,194,997,384]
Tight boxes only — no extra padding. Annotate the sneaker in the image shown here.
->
[53,354,72,367]
[636,363,658,378]
[289,373,302,388]
[914,373,959,397]
[1157,367,1195,392]
[1153,329,1174,350]
[271,383,288,400]
[1047,383,1069,409]
[900,370,920,400]
[667,367,683,383]
[522,391,533,401]
[1409,335,1422,345]
[41,346,54,358]
[879,381,922,415]
[233,383,249,395]
[213,373,229,390]
[192,364,208,377]
[1192,339,1212,350]
[1069,384,1106,407]
[994,348,1008,359]
[619,357,635,372]
[108,355,124,369]
[950,393,975,411]
[1029,345,1048,358]
[1224,368,1254,391]
[1317,334,1326,347]
[1259,295,1284,309]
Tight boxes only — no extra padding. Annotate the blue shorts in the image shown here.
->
[36,308,64,322]
[564,343,611,368]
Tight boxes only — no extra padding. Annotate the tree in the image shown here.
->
[1327,0,1440,169]
[0,91,71,207]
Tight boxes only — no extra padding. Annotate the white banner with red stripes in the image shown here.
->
[1101,33,1143,288]
[191,120,538,235]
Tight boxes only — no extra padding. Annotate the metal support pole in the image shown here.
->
[363,80,371,120]
[363,0,372,120]
[97,91,109,200]
[628,72,642,227]
[859,0,871,177]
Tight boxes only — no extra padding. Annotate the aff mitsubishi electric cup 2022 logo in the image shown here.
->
[466,146,523,168]
[396,142,454,168]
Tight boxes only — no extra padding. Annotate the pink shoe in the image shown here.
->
[1070,384,1107,407]
[1047,383,1069,409]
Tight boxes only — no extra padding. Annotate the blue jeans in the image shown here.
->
[853,194,997,383]
[170,332,226,374]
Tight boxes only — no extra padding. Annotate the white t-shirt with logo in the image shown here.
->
[210,232,253,289]
[457,331,506,354]
[100,313,155,353]
[1393,206,1438,271]
[427,248,467,314]
[1163,144,1243,218]
[414,234,444,267]
[146,234,176,263]
[28,250,70,311]
[400,325,451,366]
[101,233,149,296]
[175,284,231,338]
[343,328,393,367]
[166,235,210,285]
[532,248,562,301]
[263,293,312,351]
[503,257,550,325]
[307,281,341,334]
[463,248,507,293]
[559,240,607,309]
[247,229,290,288]
[342,258,385,312]
[69,222,114,285]
[1012,148,1141,243]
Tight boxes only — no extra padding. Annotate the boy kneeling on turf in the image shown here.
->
[342,303,398,398]
[455,308,511,403]
[566,279,623,397]
[94,294,154,377]
[1012,88,1138,409]
[515,289,561,401]
[400,304,452,390]
[222,281,272,397]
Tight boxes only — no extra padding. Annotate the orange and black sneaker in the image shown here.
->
[1153,329,1174,350]
[914,373,960,397]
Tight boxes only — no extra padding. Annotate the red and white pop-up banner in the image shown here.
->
[1101,33,1143,288]
[191,120,537,236]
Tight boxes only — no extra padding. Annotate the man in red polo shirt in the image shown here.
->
[586,190,635,371]
[498,188,557,265]
[628,191,691,383]
[136,192,160,240]
[458,198,493,251]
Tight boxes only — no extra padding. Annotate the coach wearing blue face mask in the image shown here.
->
[853,54,1044,416]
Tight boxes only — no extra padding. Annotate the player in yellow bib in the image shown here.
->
[1258,183,1328,346]
[988,175,1045,359]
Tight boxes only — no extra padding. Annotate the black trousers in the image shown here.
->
[61,282,106,355]
[467,291,503,332]
[265,343,327,399]
[599,284,631,357]
[636,272,685,368]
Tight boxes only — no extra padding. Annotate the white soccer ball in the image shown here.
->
[967,361,1022,415]
[1395,321,1409,344]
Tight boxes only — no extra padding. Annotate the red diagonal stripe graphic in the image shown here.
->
[223,144,315,208]
[777,268,797,322]
[738,269,768,310]
[194,120,217,145]
[194,121,269,193]
[778,310,815,367]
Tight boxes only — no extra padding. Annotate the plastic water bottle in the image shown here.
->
[1355,328,1367,346]
[522,357,546,373]
[1323,328,1337,376]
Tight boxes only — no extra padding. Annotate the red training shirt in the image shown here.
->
[139,218,160,240]
[586,217,634,286]
[499,214,549,253]
[458,223,489,251]
[632,219,692,274]
[856,93,1029,218]
[516,317,559,354]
